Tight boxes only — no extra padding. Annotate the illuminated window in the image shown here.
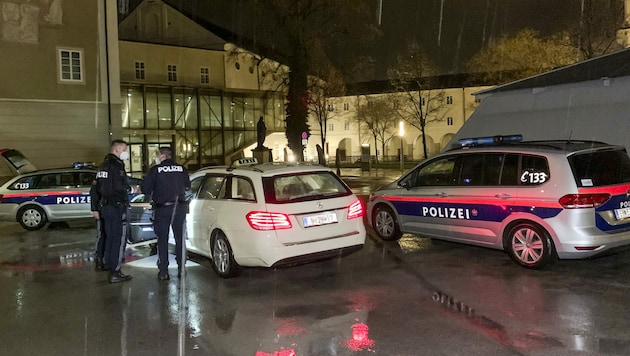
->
[134,61,145,80]
[58,48,83,83]
[168,64,178,82]
[200,67,209,84]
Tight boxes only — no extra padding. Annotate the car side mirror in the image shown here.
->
[398,180,410,190]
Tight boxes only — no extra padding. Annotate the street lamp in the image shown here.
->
[399,121,404,172]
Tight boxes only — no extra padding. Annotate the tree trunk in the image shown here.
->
[286,58,310,162]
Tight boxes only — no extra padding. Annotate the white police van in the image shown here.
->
[367,135,630,269]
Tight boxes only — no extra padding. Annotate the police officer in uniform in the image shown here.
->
[95,139,132,283]
[141,147,191,280]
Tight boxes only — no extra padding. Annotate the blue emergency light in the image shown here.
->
[458,134,523,147]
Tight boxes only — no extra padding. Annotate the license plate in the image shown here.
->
[303,211,338,228]
[614,207,630,220]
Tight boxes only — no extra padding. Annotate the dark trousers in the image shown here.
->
[101,205,127,272]
[94,218,106,259]
[154,203,187,273]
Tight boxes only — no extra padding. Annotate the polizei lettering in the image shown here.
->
[157,165,183,173]
[422,206,471,219]
[56,196,91,204]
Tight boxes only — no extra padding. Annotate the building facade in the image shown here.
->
[118,0,287,175]
[299,84,491,164]
[0,0,120,169]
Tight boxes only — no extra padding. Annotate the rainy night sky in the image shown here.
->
[124,0,582,78]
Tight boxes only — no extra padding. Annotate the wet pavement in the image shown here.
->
[3,167,630,355]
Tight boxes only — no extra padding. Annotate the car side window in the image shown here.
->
[519,155,549,185]
[79,172,96,187]
[409,156,457,187]
[499,154,519,185]
[457,153,503,186]
[198,175,225,200]
[9,176,37,190]
[231,176,255,201]
[37,174,59,189]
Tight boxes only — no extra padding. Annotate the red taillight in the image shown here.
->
[246,211,292,230]
[559,193,611,208]
[347,199,364,219]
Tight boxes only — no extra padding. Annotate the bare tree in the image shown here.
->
[389,42,447,160]
[240,0,379,161]
[308,73,345,164]
[571,0,625,59]
[467,29,583,83]
[355,96,398,163]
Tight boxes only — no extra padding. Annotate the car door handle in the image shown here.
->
[436,192,449,197]
[495,193,512,199]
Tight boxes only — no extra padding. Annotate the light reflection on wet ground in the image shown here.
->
[3,168,630,354]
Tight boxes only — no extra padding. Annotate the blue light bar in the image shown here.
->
[458,134,523,147]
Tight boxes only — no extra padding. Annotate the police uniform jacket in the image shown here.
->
[141,158,191,206]
[95,153,130,208]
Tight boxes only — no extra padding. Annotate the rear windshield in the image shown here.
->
[569,149,630,187]
[263,171,351,203]
[2,149,33,170]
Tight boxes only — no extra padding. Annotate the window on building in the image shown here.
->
[446,96,453,104]
[168,65,178,82]
[421,97,425,106]
[343,102,349,111]
[200,67,209,84]
[475,97,482,103]
[328,123,334,131]
[134,61,145,80]
[327,104,334,112]
[58,48,83,83]
[344,121,350,130]
[447,117,453,126]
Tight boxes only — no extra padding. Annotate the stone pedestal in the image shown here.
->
[251,147,273,163]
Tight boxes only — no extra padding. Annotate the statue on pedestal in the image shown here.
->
[256,116,267,149]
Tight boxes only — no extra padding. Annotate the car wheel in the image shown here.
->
[17,205,47,231]
[211,232,241,278]
[505,222,555,269]
[373,204,402,241]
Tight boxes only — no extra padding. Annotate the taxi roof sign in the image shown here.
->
[232,157,258,166]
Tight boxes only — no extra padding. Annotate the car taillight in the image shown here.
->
[559,193,611,208]
[347,199,364,219]
[246,211,292,230]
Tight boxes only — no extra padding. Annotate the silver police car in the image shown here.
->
[0,166,154,244]
[367,135,630,269]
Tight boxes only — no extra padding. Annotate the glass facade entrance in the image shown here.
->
[121,85,285,175]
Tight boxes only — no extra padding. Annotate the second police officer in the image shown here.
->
[141,147,191,280]
[94,139,133,283]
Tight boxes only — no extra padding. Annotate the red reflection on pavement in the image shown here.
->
[345,323,375,351]
[275,317,306,336]
[255,348,296,356]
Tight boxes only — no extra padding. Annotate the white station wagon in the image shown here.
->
[183,159,366,278]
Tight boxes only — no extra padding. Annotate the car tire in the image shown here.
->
[505,222,555,269]
[211,232,241,278]
[373,204,402,241]
[17,205,47,231]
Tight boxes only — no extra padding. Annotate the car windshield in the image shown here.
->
[264,171,351,203]
[569,149,630,187]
